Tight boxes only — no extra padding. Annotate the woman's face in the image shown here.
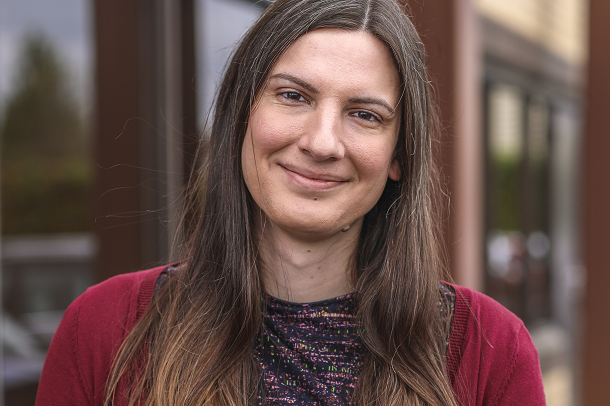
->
[241,28,402,240]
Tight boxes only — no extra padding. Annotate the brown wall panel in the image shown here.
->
[407,0,484,289]
[93,0,197,281]
[582,0,610,403]
[181,0,199,179]
[93,0,142,281]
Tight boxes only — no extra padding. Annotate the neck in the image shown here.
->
[257,219,361,303]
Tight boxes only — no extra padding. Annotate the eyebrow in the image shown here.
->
[269,72,397,115]
[269,73,319,94]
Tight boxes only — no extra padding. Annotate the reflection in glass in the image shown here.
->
[196,0,263,127]
[485,83,552,324]
[0,0,94,399]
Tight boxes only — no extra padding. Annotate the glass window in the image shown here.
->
[195,0,264,126]
[0,0,94,398]
[485,83,552,324]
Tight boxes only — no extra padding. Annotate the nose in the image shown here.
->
[297,104,345,161]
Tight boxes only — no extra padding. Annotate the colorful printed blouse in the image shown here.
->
[157,267,456,406]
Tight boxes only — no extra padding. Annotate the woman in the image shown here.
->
[36,0,545,405]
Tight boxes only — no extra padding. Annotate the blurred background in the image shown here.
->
[0,0,608,404]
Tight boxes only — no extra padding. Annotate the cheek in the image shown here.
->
[350,140,395,181]
[249,113,303,152]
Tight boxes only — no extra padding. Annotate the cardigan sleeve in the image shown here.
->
[493,323,546,405]
[35,267,161,406]
[448,285,546,406]
[36,293,93,405]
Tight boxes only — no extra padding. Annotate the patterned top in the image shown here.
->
[255,293,362,405]
[156,267,456,406]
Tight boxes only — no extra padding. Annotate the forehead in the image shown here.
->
[269,28,401,104]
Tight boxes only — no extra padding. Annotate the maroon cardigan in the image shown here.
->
[35,266,546,405]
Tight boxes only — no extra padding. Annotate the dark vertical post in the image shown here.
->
[407,0,484,289]
[93,0,142,281]
[181,0,199,180]
[582,0,610,403]
[93,0,197,281]
[409,0,457,278]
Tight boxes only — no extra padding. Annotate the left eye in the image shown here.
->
[354,111,379,122]
[281,91,305,102]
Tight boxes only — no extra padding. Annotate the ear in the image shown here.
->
[388,158,402,181]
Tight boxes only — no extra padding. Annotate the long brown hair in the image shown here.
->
[104,0,457,405]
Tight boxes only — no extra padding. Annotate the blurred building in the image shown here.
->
[478,1,586,404]
[1,0,609,405]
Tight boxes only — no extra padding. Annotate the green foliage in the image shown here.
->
[490,155,521,231]
[0,33,92,235]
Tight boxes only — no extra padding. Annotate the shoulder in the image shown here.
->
[36,266,165,406]
[447,285,546,405]
[451,285,525,342]
[76,266,162,322]
[67,265,164,361]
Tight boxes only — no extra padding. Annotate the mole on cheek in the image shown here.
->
[313,197,317,201]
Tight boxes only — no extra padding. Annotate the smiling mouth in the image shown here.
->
[280,165,346,191]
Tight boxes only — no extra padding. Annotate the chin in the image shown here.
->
[275,211,361,241]
[266,211,341,237]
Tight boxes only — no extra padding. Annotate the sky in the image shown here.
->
[0,0,263,128]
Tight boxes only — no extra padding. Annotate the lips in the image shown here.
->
[280,164,347,191]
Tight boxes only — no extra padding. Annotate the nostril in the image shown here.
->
[297,131,345,161]
[296,109,346,161]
